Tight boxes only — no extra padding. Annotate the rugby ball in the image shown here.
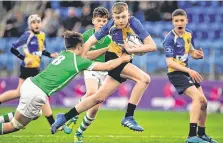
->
[126,34,145,56]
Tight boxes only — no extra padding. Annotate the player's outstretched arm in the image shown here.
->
[166,57,203,83]
[85,47,109,60]
[82,35,98,57]
[124,35,157,54]
[92,53,131,71]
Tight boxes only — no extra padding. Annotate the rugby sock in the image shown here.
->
[0,112,15,123]
[189,123,197,137]
[0,123,3,135]
[64,107,79,121]
[125,103,136,117]
[45,115,55,125]
[0,101,1,105]
[76,114,94,135]
[198,126,206,136]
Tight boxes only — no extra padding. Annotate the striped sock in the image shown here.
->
[0,123,3,135]
[76,114,95,135]
[0,112,15,123]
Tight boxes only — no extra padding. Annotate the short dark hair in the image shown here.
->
[63,31,83,49]
[172,9,187,18]
[93,7,109,19]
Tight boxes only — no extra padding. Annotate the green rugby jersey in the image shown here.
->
[31,51,95,96]
[83,28,111,62]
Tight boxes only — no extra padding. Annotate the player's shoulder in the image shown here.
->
[164,30,175,41]
[185,28,193,34]
[21,31,32,37]
[129,16,139,24]
[185,28,194,37]
[83,28,94,36]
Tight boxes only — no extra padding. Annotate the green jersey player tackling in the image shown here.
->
[0,31,131,135]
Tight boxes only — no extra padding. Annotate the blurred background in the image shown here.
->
[0,1,222,113]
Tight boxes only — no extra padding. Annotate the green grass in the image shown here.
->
[0,107,222,143]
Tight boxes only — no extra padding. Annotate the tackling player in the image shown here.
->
[0,31,131,135]
[63,7,111,143]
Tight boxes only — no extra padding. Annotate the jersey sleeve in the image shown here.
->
[12,31,31,49]
[163,34,174,57]
[129,16,150,41]
[94,19,114,40]
[79,58,95,71]
[83,31,90,42]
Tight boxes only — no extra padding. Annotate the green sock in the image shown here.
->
[0,123,3,135]
[76,114,94,135]
[0,112,15,123]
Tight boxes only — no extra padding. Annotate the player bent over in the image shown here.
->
[0,31,131,135]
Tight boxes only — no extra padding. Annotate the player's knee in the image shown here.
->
[138,74,151,85]
[11,118,24,130]
[201,103,208,111]
[33,110,42,120]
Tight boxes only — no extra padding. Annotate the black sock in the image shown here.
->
[125,103,136,117]
[198,126,206,136]
[64,107,79,121]
[189,123,197,137]
[0,101,1,105]
[46,115,55,125]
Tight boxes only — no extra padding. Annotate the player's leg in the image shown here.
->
[75,72,102,133]
[0,111,32,135]
[64,71,100,134]
[51,76,120,134]
[197,87,218,143]
[120,63,150,131]
[74,75,103,143]
[0,78,24,104]
[0,112,15,123]
[184,86,209,143]
[42,100,55,126]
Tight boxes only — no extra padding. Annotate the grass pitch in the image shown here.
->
[0,107,222,143]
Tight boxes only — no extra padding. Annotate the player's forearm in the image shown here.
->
[133,43,157,53]
[82,35,98,57]
[166,58,190,73]
[85,47,108,60]
[42,50,52,58]
[10,47,25,61]
[105,58,125,71]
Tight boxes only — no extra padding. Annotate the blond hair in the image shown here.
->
[112,2,128,14]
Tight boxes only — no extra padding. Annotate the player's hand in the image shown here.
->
[188,69,203,83]
[120,53,131,62]
[194,48,204,59]
[123,41,134,54]
[51,52,59,58]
